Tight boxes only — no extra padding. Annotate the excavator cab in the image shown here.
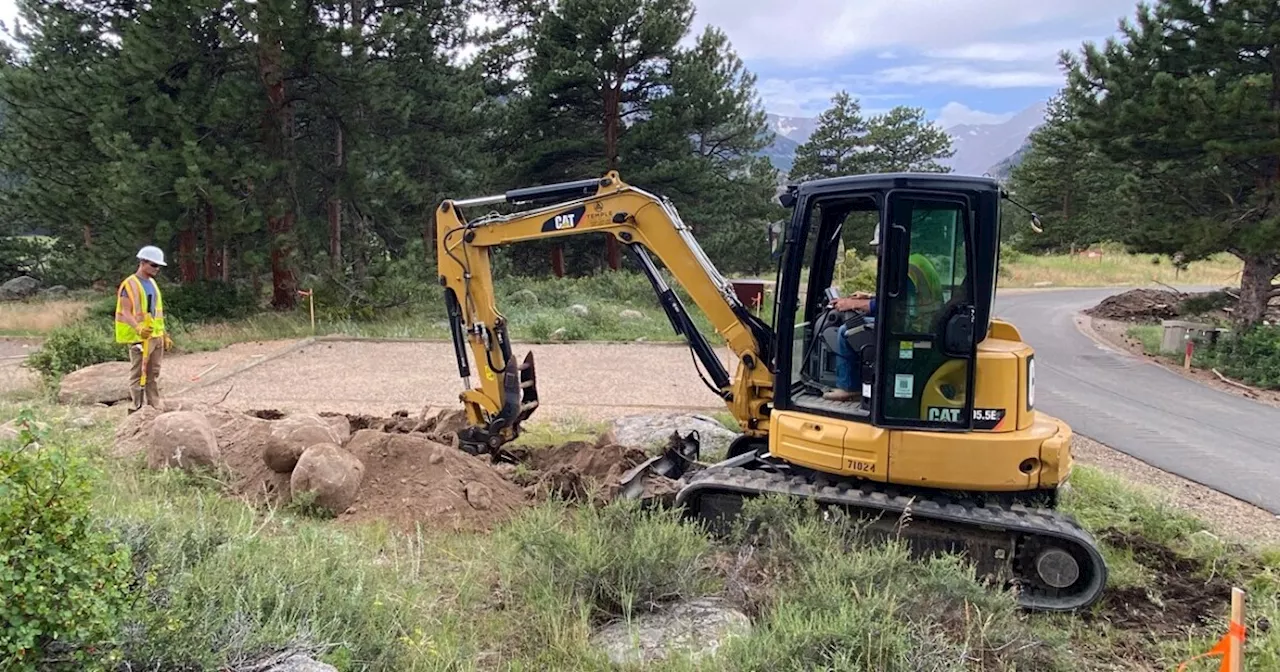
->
[775,175,996,432]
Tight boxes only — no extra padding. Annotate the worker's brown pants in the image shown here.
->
[128,337,164,411]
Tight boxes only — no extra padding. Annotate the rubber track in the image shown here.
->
[675,465,1109,612]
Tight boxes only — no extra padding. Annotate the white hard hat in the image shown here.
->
[137,245,167,266]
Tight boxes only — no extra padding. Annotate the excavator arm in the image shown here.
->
[434,172,775,454]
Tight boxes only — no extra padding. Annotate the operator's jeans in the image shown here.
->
[836,324,858,392]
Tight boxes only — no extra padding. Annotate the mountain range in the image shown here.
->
[760,100,1048,178]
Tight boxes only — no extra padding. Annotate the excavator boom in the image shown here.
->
[434,172,774,453]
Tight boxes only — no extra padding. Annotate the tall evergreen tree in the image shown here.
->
[1063,0,1280,325]
[863,106,953,173]
[788,91,871,182]
[1007,93,1127,252]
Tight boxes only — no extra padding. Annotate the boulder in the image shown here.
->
[619,309,645,320]
[590,598,750,665]
[147,411,220,471]
[568,303,589,317]
[264,414,344,472]
[290,443,364,515]
[58,361,132,405]
[611,413,737,457]
[39,285,69,298]
[0,275,39,301]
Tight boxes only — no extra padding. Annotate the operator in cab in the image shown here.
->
[823,226,942,402]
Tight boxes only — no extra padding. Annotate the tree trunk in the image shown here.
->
[329,124,343,270]
[82,224,93,248]
[258,32,297,310]
[1236,253,1278,327]
[222,244,230,283]
[203,201,218,280]
[178,226,199,282]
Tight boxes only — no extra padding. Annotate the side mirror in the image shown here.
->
[1029,213,1044,233]
[942,310,975,357]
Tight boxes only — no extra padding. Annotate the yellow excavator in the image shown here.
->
[433,171,1107,611]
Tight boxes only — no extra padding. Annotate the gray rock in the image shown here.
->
[549,327,568,341]
[40,285,69,297]
[264,654,338,672]
[57,361,132,405]
[590,598,749,666]
[71,416,96,428]
[1,276,39,301]
[619,309,645,320]
[611,413,737,457]
[568,303,589,317]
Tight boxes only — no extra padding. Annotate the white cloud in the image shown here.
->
[756,76,910,117]
[691,0,1139,64]
[876,64,1063,88]
[925,40,1087,62]
[936,102,1013,128]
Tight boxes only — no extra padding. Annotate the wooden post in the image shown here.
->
[1184,337,1194,371]
[1229,587,1244,672]
[551,245,566,278]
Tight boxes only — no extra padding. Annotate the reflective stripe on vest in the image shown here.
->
[114,274,166,343]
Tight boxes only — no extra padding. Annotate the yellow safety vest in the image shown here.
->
[115,274,166,343]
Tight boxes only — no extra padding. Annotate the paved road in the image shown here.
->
[996,289,1280,515]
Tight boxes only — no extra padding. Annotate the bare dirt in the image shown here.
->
[1084,288,1186,322]
[177,339,730,420]
[1090,528,1237,638]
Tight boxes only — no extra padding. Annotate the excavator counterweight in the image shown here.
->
[433,171,1107,612]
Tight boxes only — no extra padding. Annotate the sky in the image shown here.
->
[0,0,1143,129]
[687,0,1142,128]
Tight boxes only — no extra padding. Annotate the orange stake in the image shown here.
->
[1177,587,1245,672]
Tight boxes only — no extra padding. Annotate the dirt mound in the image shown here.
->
[114,404,681,531]
[1090,528,1234,637]
[343,430,529,530]
[1085,289,1184,322]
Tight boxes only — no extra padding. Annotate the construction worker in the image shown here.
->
[115,245,172,412]
[824,226,943,402]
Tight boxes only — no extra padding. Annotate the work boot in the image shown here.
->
[823,388,858,402]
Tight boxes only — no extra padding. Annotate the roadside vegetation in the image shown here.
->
[2,401,1277,670]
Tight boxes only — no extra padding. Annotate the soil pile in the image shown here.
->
[113,404,678,530]
[1085,289,1184,322]
[343,430,529,531]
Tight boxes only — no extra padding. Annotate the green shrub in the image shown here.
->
[836,249,877,295]
[24,322,127,380]
[0,411,132,669]
[499,499,716,620]
[161,280,258,322]
[1204,325,1280,389]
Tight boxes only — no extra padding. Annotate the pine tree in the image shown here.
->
[788,91,871,181]
[863,106,953,173]
[1007,93,1126,252]
[1062,0,1280,325]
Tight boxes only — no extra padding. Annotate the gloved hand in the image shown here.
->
[138,324,153,340]
[164,335,174,351]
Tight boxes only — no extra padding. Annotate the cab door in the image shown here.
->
[873,190,978,431]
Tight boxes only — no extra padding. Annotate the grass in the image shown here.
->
[0,299,91,336]
[4,400,1279,670]
[999,247,1242,289]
